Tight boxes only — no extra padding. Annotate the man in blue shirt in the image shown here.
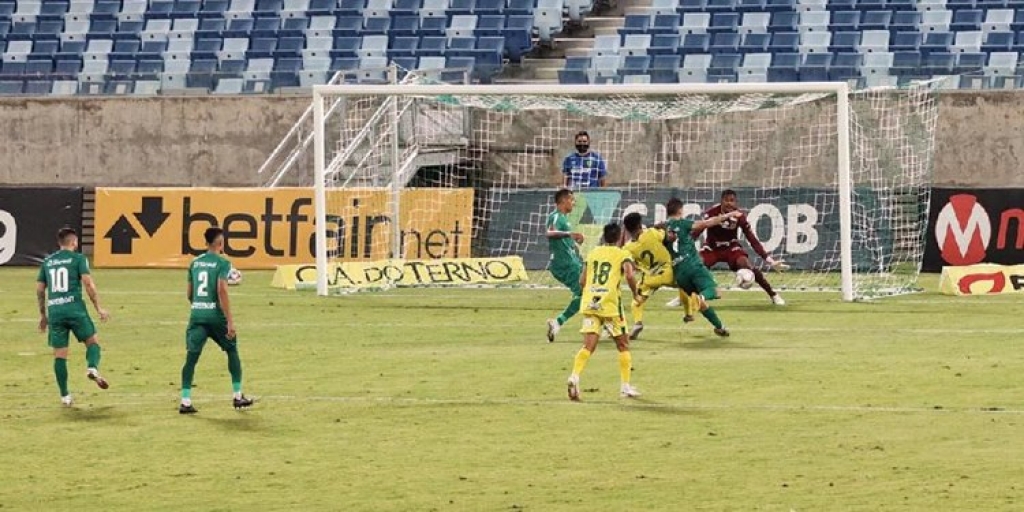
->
[562,131,607,189]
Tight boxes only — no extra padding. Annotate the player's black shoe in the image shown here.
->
[179,403,198,415]
[714,328,730,337]
[233,396,255,409]
[683,315,695,323]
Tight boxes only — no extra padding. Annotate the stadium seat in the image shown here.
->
[891,51,921,75]
[740,32,769,52]
[678,53,711,82]
[769,11,798,32]
[921,32,954,54]
[559,56,590,83]
[951,9,983,31]
[533,0,562,40]
[739,12,769,33]
[769,32,799,53]
[650,14,681,35]
[983,9,1014,33]
[859,30,889,53]
[619,15,650,37]
[650,34,680,54]
[891,31,923,51]
[710,32,740,53]
[737,52,769,81]
[681,33,710,53]
[679,13,709,35]
[649,53,680,82]
[892,11,922,31]
[767,51,800,81]
[921,10,952,32]
[830,10,859,31]
[708,12,739,33]
[800,52,830,81]
[953,31,983,53]
[829,52,861,80]
[799,10,829,33]
[623,34,651,56]
[982,31,1014,53]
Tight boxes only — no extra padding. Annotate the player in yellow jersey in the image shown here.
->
[622,213,700,339]
[567,222,643,401]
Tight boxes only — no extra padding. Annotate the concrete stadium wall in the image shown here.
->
[0,91,1020,188]
[0,95,309,187]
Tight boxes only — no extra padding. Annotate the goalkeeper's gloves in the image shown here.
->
[766,256,791,272]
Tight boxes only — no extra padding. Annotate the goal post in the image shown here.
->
[311,81,939,301]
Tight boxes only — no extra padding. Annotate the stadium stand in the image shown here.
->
[562,0,1024,87]
[0,0,1022,93]
[0,0,589,94]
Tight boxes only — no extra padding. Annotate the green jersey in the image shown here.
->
[37,250,91,319]
[188,252,232,323]
[665,218,701,266]
[547,210,581,266]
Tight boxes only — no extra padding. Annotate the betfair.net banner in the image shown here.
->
[94,188,473,269]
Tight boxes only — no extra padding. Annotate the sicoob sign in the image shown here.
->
[94,188,473,269]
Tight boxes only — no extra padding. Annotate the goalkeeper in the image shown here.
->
[699,189,789,306]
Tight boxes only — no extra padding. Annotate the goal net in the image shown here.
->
[310,81,940,301]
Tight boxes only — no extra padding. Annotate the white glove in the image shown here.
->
[766,256,791,272]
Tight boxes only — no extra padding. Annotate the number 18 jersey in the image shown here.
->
[581,245,633,318]
[188,252,231,323]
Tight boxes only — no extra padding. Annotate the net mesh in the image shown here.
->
[315,82,940,299]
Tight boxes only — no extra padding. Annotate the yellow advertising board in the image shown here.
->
[271,257,529,290]
[939,264,1024,296]
[93,188,473,269]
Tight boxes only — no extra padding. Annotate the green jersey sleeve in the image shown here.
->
[217,258,231,282]
[77,254,91,275]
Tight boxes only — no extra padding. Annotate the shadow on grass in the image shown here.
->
[64,406,128,422]
[198,413,265,432]
[679,339,760,350]
[617,399,704,417]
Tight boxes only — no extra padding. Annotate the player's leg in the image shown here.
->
[612,315,640,398]
[568,316,602,401]
[48,320,72,406]
[72,315,108,389]
[180,323,208,414]
[211,325,254,409]
[733,253,784,305]
[630,270,670,339]
[547,262,583,342]
[693,269,729,337]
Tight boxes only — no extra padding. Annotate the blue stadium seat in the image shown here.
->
[830,31,859,52]
[472,36,503,80]
[256,0,284,15]
[503,15,533,61]
[276,36,304,56]
[173,0,202,18]
[392,0,420,15]
[334,15,363,34]
[558,56,590,83]
[391,55,418,74]
[860,10,891,30]
[188,58,217,88]
[307,0,334,14]
[619,15,650,37]
[507,0,532,16]
[706,0,735,11]
[201,0,230,16]
[736,0,764,10]
[330,56,360,71]
[681,33,710,53]
[24,59,54,75]
[622,34,650,56]
[955,52,986,73]
[768,11,797,32]
[829,52,861,80]
[447,14,477,38]
[708,12,739,33]
[447,36,475,56]
[475,0,503,14]
[648,53,680,82]
[922,51,955,74]
[769,32,799,52]
[420,16,447,35]
[54,57,82,76]
[0,80,25,94]
[32,40,60,57]
[710,32,740,53]
[149,0,175,18]
[271,57,301,88]
[982,32,1014,52]
[830,11,859,31]
[707,53,740,80]
[619,54,650,78]
[767,52,800,81]
[24,79,52,94]
[921,32,954,54]
[801,53,830,81]
[763,0,794,11]
[252,16,280,37]
[740,32,769,52]
[223,18,254,37]
[951,9,983,31]
[443,55,475,82]
[891,50,920,76]
[651,14,681,35]
[650,34,680,54]
[476,15,504,36]
[419,35,447,55]
[362,16,390,34]
[891,10,922,31]
[337,0,364,15]
[197,18,225,38]
[677,0,705,12]
[389,36,419,57]
[891,31,923,51]
[249,37,277,57]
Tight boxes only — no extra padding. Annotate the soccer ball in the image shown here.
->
[734,268,755,289]
[227,267,243,286]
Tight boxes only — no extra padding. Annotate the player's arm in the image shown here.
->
[36,279,47,333]
[691,210,743,233]
[218,276,236,339]
[579,263,588,288]
[597,155,607,188]
[561,157,572,187]
[81,274,110,321]
[739,217,789,270]
[623,260,642,303]
[547,218,584,244]
[187,281,194,303]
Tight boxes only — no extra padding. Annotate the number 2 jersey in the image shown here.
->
[188,252,232,323]
[37,249,90,319]
[581,245,634,318]
[623,228,673,275]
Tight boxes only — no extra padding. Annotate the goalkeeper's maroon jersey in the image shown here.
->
[700,204,769,259]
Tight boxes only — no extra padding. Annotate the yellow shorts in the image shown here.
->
[638,267,675,297]
[580,313,628,337]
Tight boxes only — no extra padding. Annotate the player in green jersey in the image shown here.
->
[36,227,110,407]
[663,198,743,337]
[179,227,254,414]
[545,188,585,342]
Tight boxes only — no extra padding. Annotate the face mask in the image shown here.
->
[575,144,589,154]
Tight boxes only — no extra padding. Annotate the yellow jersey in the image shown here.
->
[581,245,634,317]
[624,228,673,275]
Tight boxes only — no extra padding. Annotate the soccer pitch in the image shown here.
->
[2,268,1023,511]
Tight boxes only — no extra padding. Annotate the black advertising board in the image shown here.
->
[0,188,84,266]
[923,188,1024,272]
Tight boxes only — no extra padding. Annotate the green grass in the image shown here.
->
[2,268,1024,511]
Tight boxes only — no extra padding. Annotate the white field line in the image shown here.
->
[3,391,1022,416]
[0,316,1020,334]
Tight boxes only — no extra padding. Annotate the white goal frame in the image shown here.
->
[311,83,854,301]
